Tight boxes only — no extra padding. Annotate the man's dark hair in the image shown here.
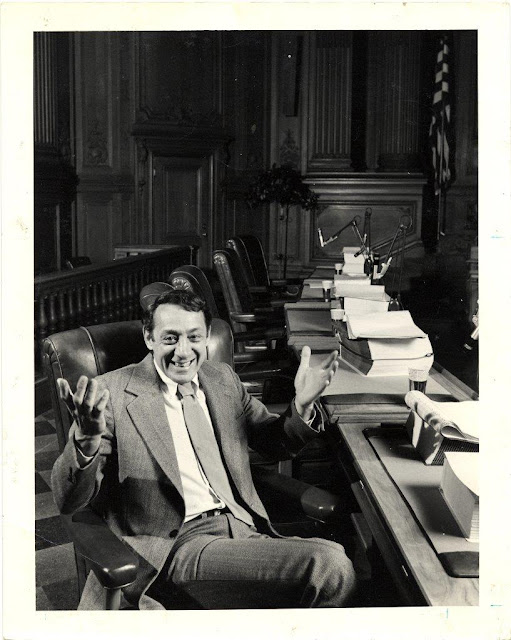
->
[142,288,212,337]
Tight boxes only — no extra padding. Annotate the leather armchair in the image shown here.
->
[213,248,287,336]
[43,318,345,610]
[226,235,304,301]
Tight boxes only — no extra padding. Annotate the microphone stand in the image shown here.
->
[317,215,362,248]
[387,216,411,310]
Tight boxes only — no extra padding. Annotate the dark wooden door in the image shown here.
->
[152,154,213,266]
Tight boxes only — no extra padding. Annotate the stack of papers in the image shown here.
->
[440,452,479,542]
[346,310,426,339]
[343,297,391,315]
[336,310,433,377]
[342,246,365,275]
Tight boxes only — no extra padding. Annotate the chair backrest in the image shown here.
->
[43,317,234,452]
[169,265,220,317]
[226,235,271,288]
[213,248,257,333]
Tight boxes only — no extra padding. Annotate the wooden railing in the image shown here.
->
[34,247,194,371]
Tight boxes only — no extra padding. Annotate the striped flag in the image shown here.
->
[429,36,453,195]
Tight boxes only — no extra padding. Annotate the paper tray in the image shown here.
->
[365,428,478,578]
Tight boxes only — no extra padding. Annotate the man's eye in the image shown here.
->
[189,334,202,342]
[162,336,177,345]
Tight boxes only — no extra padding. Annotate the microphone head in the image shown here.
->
[318,228,325,247]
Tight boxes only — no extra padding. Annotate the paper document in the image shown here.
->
[405,391,479,442]
[347,310,427,339]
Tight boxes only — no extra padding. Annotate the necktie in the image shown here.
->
[178,383,254,526]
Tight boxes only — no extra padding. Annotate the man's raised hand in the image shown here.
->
[294,346,340,422]
[57,376,109,456]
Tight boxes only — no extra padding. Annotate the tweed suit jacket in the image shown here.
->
[51,353,320,610]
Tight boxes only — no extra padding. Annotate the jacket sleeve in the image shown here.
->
[51,377,115,515]
[226,365,323,460]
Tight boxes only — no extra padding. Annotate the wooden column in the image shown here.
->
[367,32,422,172]
[34,33,77,275]
[34,33,58,147]
[306,31,353,172]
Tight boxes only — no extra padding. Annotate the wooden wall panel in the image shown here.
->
[136,32,221,125]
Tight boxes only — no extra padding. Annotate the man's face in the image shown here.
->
[144,303,210,384]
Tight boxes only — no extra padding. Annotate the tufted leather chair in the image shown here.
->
[169,265,293,385]
[168,265,221,318]
[43,317,344,610]
[212,248,287,336]
[226,235,304,300]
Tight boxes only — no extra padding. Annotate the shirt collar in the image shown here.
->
[153,358,199,395]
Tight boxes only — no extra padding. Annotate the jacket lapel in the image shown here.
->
[125,354,183,498]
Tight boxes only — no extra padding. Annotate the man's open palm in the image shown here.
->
[294,346,340,417]
[57,376,109,438]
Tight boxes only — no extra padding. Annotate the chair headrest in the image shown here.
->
[139,282,174,311]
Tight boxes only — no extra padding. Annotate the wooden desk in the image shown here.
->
[285,304,477,424]
[285,298,479,605]
[336,422,479,606]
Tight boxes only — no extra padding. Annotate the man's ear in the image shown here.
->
[143,328,154,351]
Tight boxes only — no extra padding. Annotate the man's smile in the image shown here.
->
[169,358,196,369]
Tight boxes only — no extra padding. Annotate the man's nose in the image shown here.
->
[175,336,191,356]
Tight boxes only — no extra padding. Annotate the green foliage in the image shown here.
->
[246,164,319,211]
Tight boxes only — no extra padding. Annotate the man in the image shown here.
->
[52,288,356,610]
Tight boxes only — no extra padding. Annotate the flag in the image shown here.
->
[429,36,453,195]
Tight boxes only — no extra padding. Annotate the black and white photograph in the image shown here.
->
[2,2,510,639]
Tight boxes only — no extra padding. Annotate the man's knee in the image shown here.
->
[305,540,357,605]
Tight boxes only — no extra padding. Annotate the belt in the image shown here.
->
[195,507,229,520]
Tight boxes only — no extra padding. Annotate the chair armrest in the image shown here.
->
[248,285,272,294]
[62,510,138,590]
[231,311,283,327]
[231,312,265,323]
[251,466,342,523]
[271,278,303,287]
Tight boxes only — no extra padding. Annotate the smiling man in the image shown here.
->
[51,288,356,610]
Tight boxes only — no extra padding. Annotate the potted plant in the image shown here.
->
[246,164,318,278]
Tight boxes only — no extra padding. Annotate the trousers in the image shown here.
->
[150,513,357,609]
